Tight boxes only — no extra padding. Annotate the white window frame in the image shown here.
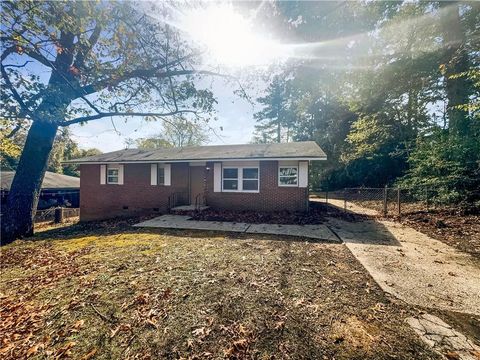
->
[151,163,171,186]
[278,165,298,187]
[157,165,165,185]
[222,166,259,193]
[107,166,119,184]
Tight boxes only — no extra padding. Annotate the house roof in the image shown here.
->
[64,141,327,164]
[1,171,80,191]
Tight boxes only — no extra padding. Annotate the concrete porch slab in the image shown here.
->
[177,220,250,233]
[133,215,192,227]
[134,215,249,232]
[133,215,340,242]
[170,205,209,212]
[246,223,339,242]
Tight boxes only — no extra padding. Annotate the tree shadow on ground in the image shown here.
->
[30,215,336,245]
[30,202,404,247]
[312,201,403,247]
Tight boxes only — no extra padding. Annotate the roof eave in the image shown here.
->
[64,156,327,165]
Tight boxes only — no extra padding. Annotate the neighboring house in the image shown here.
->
[65,141,327,221]
[1,171,80,210]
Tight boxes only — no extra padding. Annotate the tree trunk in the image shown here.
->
[1,120,58,245]
[441,2,470,136]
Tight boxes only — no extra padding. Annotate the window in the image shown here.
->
[158,166,165,185]
[242,168,258,191]
[279,166,298,186]
[223,168,238,190]
[107,167,119,184]
[222,166,259,192]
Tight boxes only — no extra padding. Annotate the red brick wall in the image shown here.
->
[80,160,308,221]
[205,161,308,212]
[79,163,189,221]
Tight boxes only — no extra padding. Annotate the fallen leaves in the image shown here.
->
[56,341,76,357]
[80,348,97,360]
[0,222,442,359]
[401,210,480,258]
[0,296,51,360]
[0,242,94,360]
[72,319,85,330]
[26,343,41,357]
[222,324,253,359]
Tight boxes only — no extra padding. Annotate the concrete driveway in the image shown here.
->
[325,199,480,316]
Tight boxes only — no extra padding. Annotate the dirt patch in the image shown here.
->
[328,197,480,259]
[329,198,480,259]
[398,210,480,259]
[1,220,437,359]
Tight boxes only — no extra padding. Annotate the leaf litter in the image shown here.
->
[0,220,440,359]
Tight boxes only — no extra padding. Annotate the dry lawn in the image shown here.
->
[0,220,437,359]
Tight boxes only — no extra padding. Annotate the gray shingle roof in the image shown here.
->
[64,141,327,164]
[1,171,80,191]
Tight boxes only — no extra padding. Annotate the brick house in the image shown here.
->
[65,141,326,221]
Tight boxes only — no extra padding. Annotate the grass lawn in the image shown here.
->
[0,219,437,359]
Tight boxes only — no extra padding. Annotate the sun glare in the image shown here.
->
[180,4,286,67]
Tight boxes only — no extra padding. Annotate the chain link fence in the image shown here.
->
[312,186,439,217]
[35,207,80,223]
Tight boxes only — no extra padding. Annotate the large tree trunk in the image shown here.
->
[1,120,58,245]
[441,2,471,136]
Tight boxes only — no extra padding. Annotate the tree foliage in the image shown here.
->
[0,122,100,176]
[253,75,293,143]
[136,117,209,149]
[253,1,479,206]
[0,0,218,242]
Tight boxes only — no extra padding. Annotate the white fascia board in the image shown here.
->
[66,157,327,165]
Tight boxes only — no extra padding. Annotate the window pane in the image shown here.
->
[223,179,238,190]
[223,168,238,179]
[279,167,297,177]
[243,168,258,179]
[243,180,258,190]
[279,176,297,185]
[107,168,119,183]
[158,167,165,185]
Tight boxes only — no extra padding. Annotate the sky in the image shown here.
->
[70,78,263,152]
[68,2,278,152]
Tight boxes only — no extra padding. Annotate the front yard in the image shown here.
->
[1,220,437,359]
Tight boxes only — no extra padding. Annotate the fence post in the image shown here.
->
[383,186,388,216]
[325,191,328,203]
[344,188,347,212]
[397,188,401,216]
[54,207,64,224]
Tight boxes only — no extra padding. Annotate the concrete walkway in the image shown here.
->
[134,215,340,242]
[326,199,480,316]
[407,313,479,360]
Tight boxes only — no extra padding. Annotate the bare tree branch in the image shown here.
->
[60,109,198,126]
[0,63,34,118]
[6,29,55,68]
[3,60,33,68]
[81,68,223,96]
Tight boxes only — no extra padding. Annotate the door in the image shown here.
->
[190,166,206,205]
